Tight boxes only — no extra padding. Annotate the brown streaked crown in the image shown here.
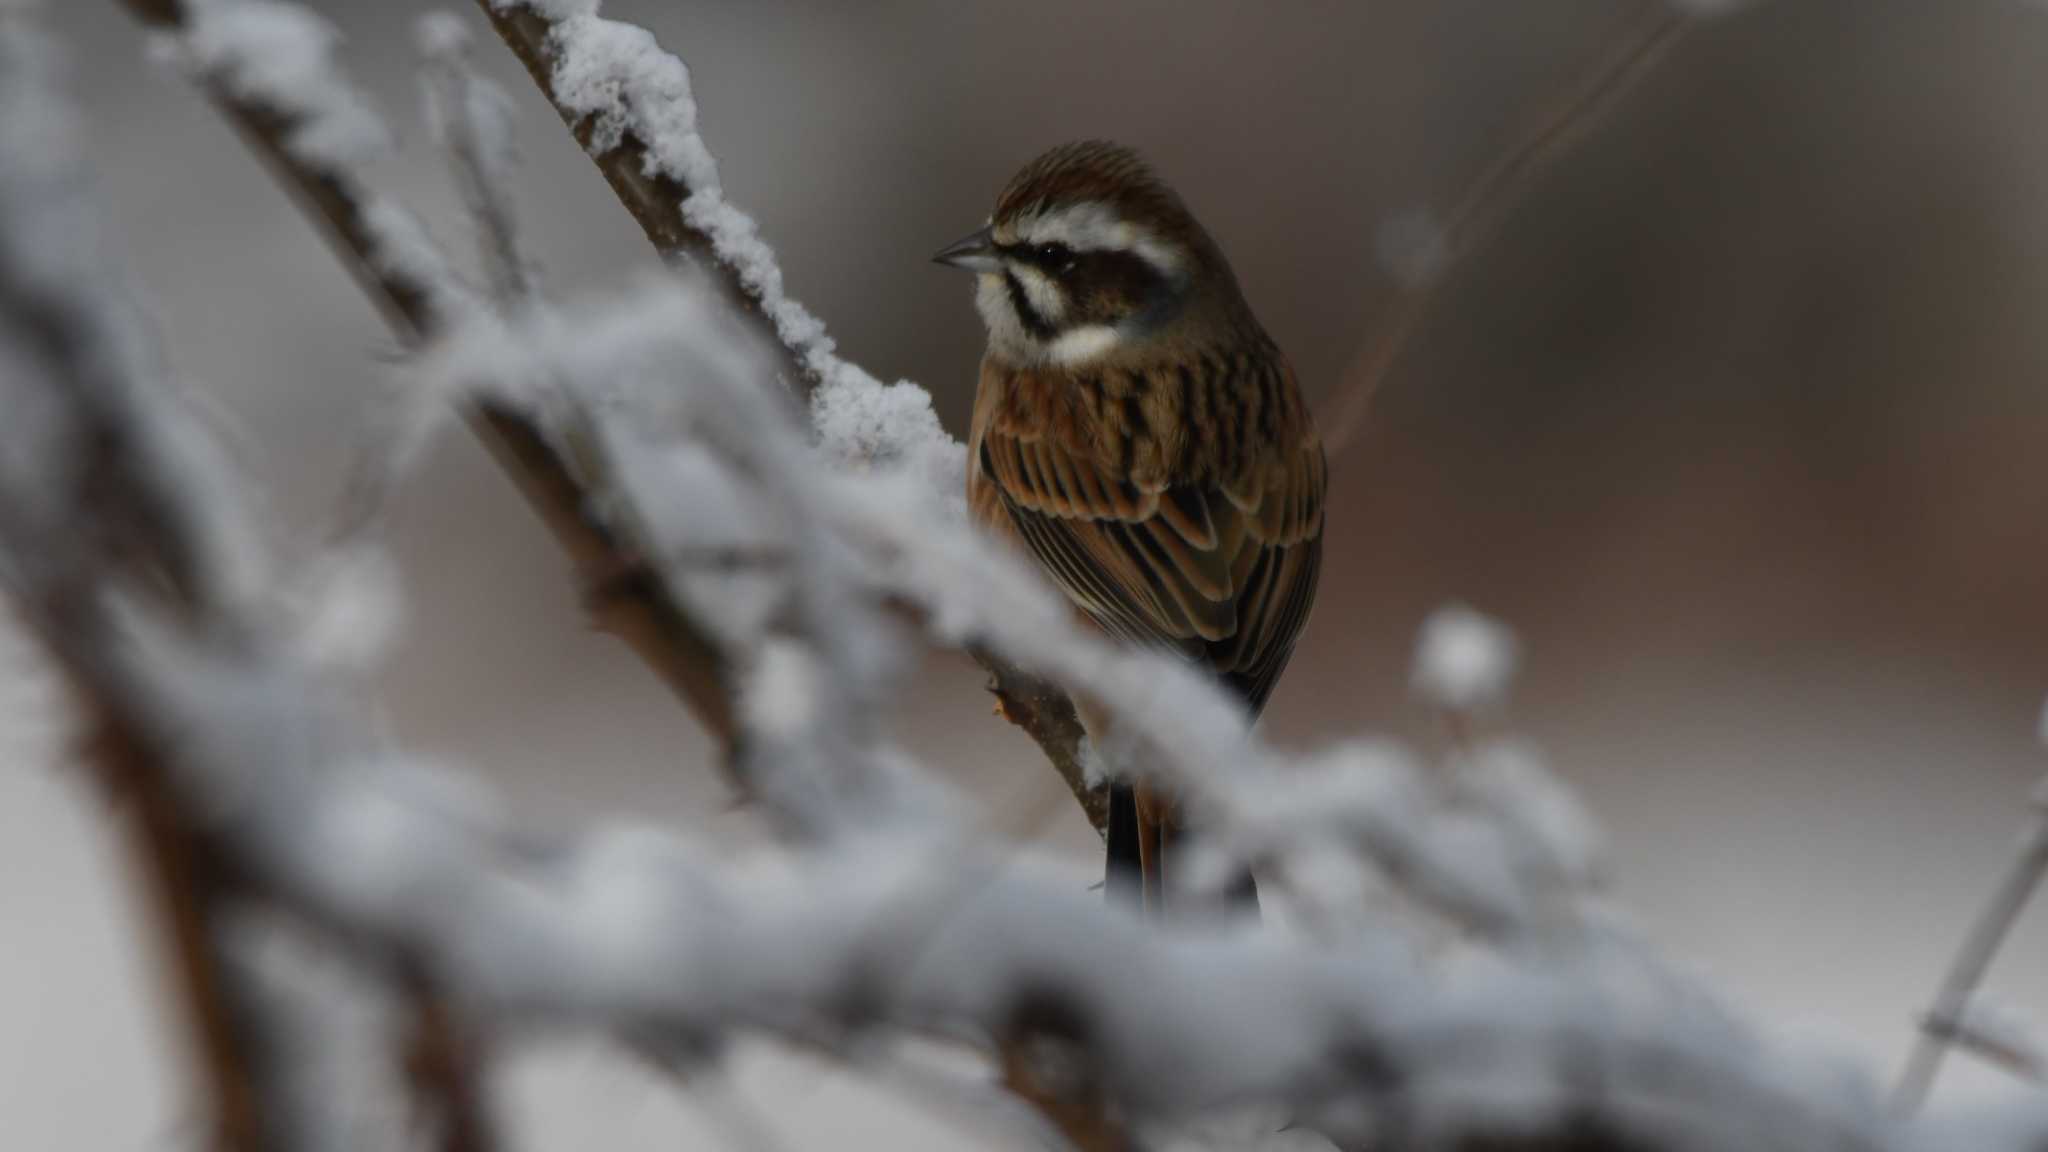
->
[994,141,1199,245]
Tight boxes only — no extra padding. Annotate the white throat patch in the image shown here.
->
[1046,325,1122,365]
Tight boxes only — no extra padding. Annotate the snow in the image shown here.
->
[172,0,388,171]
[1456,740,1606,894]
[161,0,461,319]
[16,0,2048,1144]
[494,0,965,498]
[0,16,268,617]
[414,10,469,59]
[409,263,1599,938]
[286,544,405,674]
[1413,602,1521,711]
[741,641,825,748]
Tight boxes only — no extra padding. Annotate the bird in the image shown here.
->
[934,140,1326,912]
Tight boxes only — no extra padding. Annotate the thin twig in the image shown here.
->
[1916,1007,2046,1088]
[1317,4,1692,461]
[420,13,534,309]
[1893,780,2048,1111]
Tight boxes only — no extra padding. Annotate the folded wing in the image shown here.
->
[970,368,1325,713]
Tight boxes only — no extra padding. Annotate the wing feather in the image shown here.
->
[968,356,1325,717]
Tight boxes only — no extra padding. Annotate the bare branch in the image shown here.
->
[1317,5,1694,461]
[1917,1003,2046,1089]
[1894,778,2048,1111]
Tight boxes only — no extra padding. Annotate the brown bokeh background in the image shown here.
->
[10,0,2048,1146]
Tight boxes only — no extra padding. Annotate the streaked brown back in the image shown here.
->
[967,336,1324,713]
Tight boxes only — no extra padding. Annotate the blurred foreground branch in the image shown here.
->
[122,0,743,754]
[0,17,479,1148]
[36,3,2048,1151]
[0,225,1951,1151]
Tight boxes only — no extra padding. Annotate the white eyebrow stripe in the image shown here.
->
[1020,202,1185,277]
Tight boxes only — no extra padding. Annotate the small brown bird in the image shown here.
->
[935,141,1326,909]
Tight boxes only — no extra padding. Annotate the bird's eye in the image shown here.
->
[1034,242,1075,271]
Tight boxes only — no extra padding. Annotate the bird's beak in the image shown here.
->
[932,226,1001,273]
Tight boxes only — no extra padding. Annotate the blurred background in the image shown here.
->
[10,0,2048,1146]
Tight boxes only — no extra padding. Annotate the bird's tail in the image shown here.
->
[1105,781,1258,915]
[1106,781,1142,905]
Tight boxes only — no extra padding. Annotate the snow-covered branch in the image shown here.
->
[4,203,2036,1147]
[19,4,2048,1139]
[0,160,1992,1150]
[0,17,273,1145]
[466,0,1109,832]
[141,0,460,332]
[43,2,2048,1150]
[122,0,758,768]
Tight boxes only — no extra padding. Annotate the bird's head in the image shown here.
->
[934,140,1238,367]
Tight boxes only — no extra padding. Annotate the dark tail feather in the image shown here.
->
[1106,781,1142,905]
[1106,782,1260,916]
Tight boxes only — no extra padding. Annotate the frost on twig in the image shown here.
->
[146,0,461,330]
[473,0,960,494]
[426,278,924,840]
[470,0,1107,831]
